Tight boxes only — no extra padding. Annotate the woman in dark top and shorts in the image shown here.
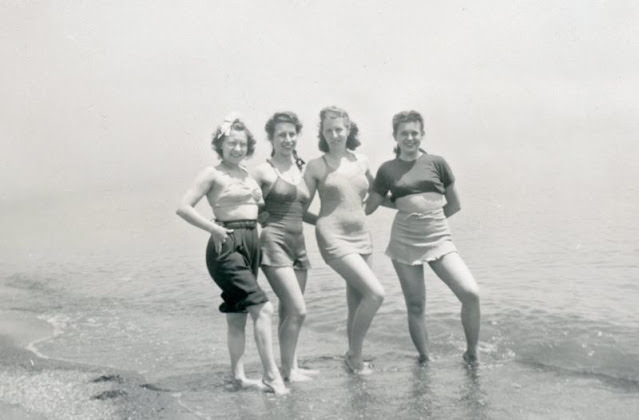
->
[252,111,318,382]
[176,113,289,395]
[366,110,480,364]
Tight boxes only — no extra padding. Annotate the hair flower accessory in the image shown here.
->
[216,112,243,140]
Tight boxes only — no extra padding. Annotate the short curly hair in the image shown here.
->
[317,106,361,152]
[392,110,425,136]
[211,120,257,158]
[392,110,426,157]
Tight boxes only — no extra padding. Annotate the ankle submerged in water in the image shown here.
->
[262,378,290,395]
[344,352,374,375]
[231,376,264,390]
[463,351,479,365]
[284,369,314,383]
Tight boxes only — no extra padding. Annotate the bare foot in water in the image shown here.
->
[344,352,374,375]
[232,377,266,391]
[262,378,290,395]
[463,351,479,365]
[284,369,314,383]
[418,354,430,365]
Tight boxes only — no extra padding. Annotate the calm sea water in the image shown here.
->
[2,144,639,419]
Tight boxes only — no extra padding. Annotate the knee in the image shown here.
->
[287,303,307,324]
[405,299,426,316]
[257,301,275,319]
[292,311,307,326]
[368,287,385,306]
[459,286,480,306]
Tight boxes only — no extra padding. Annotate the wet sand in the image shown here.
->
[0,310,197,420]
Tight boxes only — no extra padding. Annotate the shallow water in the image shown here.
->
[2,153,639,419]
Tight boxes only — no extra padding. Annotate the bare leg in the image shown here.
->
[346,282,361,352]
[226,313,262,388]
[328,253,385,372]
[246,302,289,395]
[262,266,311,382]
[289,269,319,378]
[429,252,480,362]
[392,260,430,363]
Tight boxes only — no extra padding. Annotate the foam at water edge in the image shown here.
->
[26,313,72,360]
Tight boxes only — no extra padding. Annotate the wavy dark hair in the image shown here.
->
[392,110,426,157]
[317,106,361,152]
[264,111,305,169]
[211,120,257,158]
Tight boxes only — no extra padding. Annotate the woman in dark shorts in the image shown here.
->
[252,112,319,382]
[366,110,480,364]
[176,113,289,395]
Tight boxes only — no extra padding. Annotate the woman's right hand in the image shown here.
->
[210,225,234,254]
[258,210,270,226]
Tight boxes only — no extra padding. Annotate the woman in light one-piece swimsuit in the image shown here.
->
[315,153,372,262]
[304,106,385,375]
[253,112,319,382]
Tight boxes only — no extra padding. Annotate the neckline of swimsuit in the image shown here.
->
[268,159,302,186]
[321,151,360,169]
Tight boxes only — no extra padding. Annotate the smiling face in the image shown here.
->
[321,117,349,150]
[394,121,423,157]
[221,129,249,164]
[271,122,298,158]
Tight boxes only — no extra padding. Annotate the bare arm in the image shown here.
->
[302,211,318,225]
[176,168,231,251]
[366,191,396,213]
[443,183,461,218]
[363,156,395,214]
[302,160,320,225]
[361,154,378,211]
[251,163,273,224]
[365,191,385,215]
[363,156,375,188]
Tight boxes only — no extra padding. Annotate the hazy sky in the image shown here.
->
[2,0,638,199]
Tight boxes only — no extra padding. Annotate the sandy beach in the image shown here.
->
[0,310,195,420]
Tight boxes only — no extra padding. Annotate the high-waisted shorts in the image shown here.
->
[386,209,457,265]
[261,226,311,270]
[205,220,268,313]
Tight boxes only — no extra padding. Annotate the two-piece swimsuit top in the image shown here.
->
[212,168,262,217]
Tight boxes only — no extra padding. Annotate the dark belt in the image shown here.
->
[218,219,257,229]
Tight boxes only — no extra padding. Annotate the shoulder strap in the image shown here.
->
[238,164,250,175]
[266,159,284,178]
[321,154,339,171]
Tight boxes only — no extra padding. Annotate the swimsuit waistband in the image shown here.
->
[217,219,258,229]
[396,208,445,218]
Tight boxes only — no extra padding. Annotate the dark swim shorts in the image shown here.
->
[205,220,268,313]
